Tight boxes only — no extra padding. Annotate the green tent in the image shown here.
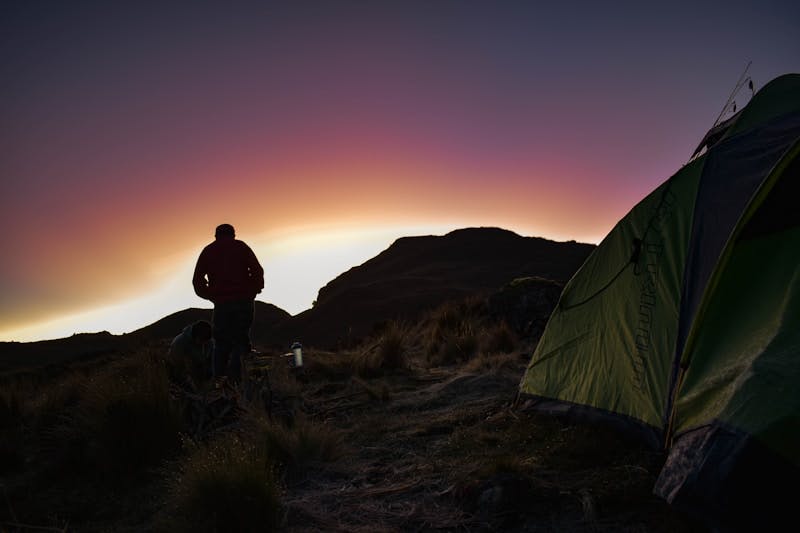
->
[519,73,800,530]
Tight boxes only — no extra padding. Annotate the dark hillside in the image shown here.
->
[273,228,593,348]
[128,302,291,345]
[0,332,122,375]
[0,303,290,376]
[0,227,592,367]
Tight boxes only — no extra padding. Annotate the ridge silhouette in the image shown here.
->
[0,227,593,371]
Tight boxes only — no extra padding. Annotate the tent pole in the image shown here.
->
[664,366,687,449]
[712,61,752,127]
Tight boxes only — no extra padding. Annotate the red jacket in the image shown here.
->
[192,236,264,304]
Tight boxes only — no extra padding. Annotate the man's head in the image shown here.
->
[215,223,235,238]
[191,320,213,343]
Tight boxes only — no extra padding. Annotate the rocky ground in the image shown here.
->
[267,349,705,532]
[2,282,709,532]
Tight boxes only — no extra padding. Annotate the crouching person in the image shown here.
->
[168,320,213,385]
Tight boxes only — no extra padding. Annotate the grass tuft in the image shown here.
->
[49,349,186,481]
[0,390,25,473]
[159,432,281,533]
[258,415,344,475]
[482,321,518,354]
[0,388,23,429]
[424,299,486,366]
[354,322,408,378]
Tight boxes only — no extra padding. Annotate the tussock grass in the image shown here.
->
[159,432,281,533]
[12,372,84,435]
[303,323,410,380]
[0,387,25,474]
[354,321,409,378]
[425,300,481,366]
[159,409,341,531]
[257,414,344,474]
[481,320,518,355]
[0,388,22,429]
[49,348,185,480]
[435,333,479,366]
[423,298,522,367]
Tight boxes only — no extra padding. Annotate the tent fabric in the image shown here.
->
[656,146,800,531]
[520,158,701,438]
[674,112,800,361]
[518,73,800,530]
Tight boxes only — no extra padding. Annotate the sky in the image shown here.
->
[1,1,798,342]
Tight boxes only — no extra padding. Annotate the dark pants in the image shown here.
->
[212,299,254,382]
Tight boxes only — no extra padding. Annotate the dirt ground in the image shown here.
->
[1,343,708,532]
[270,352,706,532]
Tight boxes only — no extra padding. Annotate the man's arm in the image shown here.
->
[245,244,264,294]
[192,250,212,300]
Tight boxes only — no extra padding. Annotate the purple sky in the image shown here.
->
[1,1,798,341]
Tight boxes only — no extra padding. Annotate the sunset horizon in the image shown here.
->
[2,1,797,342]
[0,221,599,343]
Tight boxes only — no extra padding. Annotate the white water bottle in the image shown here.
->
[291,342,303,367]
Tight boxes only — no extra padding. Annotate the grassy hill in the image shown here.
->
[0,228,707,531]
[0,286,704,532]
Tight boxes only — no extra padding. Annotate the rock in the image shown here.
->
[488,277,563,339]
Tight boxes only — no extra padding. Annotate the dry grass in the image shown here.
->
[424,300,482,366]
[2,294,703,533]
[353,321,409,378]
[302,349,359,381]
[256,413,345,476]
[158,432,281,533]
[481,320,518,354]
[0,388,24,475]
[419,298,523,369]
[462,350,520,374]
[48,349,186,480]
[0,388,22,429]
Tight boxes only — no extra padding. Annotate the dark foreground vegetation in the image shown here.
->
[0,284,705,532]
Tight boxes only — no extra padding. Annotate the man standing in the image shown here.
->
[192,223,264,383]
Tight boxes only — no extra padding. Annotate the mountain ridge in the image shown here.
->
[0,227,594,371]
[282,227,592,347]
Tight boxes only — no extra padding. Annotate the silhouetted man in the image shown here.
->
[192,224,264,383]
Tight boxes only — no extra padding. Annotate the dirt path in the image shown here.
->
[276,360,701,532]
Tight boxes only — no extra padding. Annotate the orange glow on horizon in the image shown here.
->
[7,3,778,342]
[2,141,632,343]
